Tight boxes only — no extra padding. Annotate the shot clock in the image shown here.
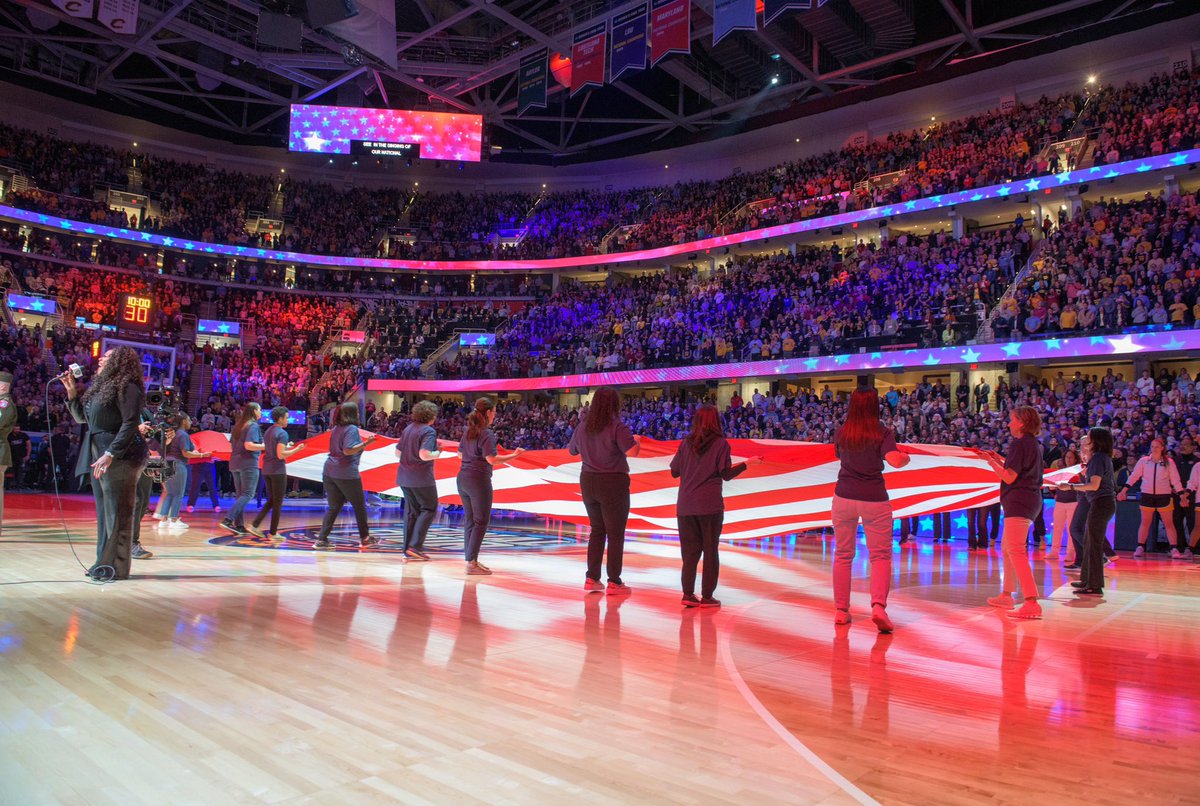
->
[117,293,154,331]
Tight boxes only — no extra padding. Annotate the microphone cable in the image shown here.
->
[42,374,116,584]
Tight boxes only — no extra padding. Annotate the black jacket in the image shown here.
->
[66,381,148,478]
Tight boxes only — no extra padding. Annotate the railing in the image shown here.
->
[979,236,1047,343]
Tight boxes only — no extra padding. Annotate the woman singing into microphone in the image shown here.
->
[455,399,524,575]
[62,347,148,581]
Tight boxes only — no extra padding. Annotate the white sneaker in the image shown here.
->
[153,513,164,520]
[168,519,189,530]
[1171,548,1185,560]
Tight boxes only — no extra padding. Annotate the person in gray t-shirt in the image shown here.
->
[456,399,525,575]
[568,387,642,593]
[396,400,444,560]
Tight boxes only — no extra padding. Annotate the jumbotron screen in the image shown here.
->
[288,104,483,162]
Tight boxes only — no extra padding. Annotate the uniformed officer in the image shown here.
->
[0,370,16,535]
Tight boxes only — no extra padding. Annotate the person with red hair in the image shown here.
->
[831,387,910,632]
[670,404,762,607]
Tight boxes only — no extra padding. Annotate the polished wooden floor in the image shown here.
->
[2,493,1199,805]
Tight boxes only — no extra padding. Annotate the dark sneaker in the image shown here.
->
[606,581,632,595]
[220,518,239,534]
[681,594,701,607]
[1074,587,1103,596]
[584,578,605,592]
[360,536,380,548]
[700,597,722,609]
[131,543,154,560]
[313,540,333,551]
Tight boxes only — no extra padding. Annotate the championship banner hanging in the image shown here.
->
[189,430,1080,542]
[650,0,691,66]
[763,0,812,26]
[518,49,549,116]
[713,0,756,46]
[96,0,139,33]
[609,4,648,82]
[49,0,95,18]
[570,21,608,96]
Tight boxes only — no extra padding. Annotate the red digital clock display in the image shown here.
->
[119,294,154,330]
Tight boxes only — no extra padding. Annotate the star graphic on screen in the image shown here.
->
[1055,171,1073,184]
[29,299,45,311]
[162,237,174,246]
[1171,152,1189,166]
[1002,342,1023,357]
[1089,336,1107,346]
[1104,170,1119,179]
[59,220,73,229]
[1024,178,1041,191]
[303,132,331,151]
[904,200,917,210]
[218,323,231,333]
[803,358,820,370]
[1109,335,1145,354]
[970,194,983,202]
[1135,163,1152,172]
[919,517,934,532]
[869,352,883,360]
[140,232,152,241]
[1160,335,1185,352]
[1043,339,1062,350]
[996,186,1011,197]
[182,242,195,250]
[961,347,981,363]
[922,354,940,366]
[954,514,968,529]
[834,354,850,365]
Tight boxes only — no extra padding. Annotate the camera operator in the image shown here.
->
[62,348,148,581]
[0,370,15,535]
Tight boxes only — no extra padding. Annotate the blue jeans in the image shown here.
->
[161,460,188,519]
[230,468,260,527]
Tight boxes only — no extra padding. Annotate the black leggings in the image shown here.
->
[1081,496,1116,589]
[317,475,369,541]
[1070,497,1115,560]
[253,473,287,535]
[679,513,723,598]
[581,471,630,584]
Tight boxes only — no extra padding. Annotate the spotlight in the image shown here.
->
[1087,74,1097,85]
[770,75,780,85]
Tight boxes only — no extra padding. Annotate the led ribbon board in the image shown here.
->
[2,149,1196,272]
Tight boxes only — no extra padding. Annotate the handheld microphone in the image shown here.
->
[68,363,84,379]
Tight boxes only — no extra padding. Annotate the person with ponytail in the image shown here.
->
[831,387,910,632]
[455,398,525,575]
[670,404,762,607]
[568,386,641,594]
[247,406,305,539]
[313,401,377,550]
[223,402,264,536]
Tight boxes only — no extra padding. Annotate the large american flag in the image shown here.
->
[192,432,1077,541]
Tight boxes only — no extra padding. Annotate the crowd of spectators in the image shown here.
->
[2,68,1197,262]
[996,190,1200,339]
[436,226,1026,379]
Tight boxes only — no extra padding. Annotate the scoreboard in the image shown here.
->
[117,294,154,331]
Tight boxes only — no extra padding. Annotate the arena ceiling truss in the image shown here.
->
[0,0,1184,163]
